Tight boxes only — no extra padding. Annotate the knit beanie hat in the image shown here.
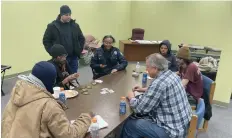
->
[176,45,191,60]
[32,61,57,94]
[50,44,68,58]
[60,5,71,15]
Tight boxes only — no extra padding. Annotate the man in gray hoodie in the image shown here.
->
[159,40,178,72]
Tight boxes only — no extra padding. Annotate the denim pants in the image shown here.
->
[66,56,78,73]
[121,118,170,138]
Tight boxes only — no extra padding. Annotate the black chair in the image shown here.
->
[1,65,11,96]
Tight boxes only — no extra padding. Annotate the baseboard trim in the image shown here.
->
[5,70,32,79]
[4,64,87,79]
[212,100,230,108]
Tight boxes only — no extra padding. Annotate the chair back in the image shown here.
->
[187,98,205,138]
[202,75,215,104]
[131,28,145,40]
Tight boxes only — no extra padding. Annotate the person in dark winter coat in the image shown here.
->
[90,35,128,79]
[48,44,80,90]
[43,5,85,73]
[159,40,178,72]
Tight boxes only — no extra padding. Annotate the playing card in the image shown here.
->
[95,80,103,83]
[108,89,115,93]
[83,92,89,95]
[100,91,108,94]
[70,86,75,90]
[92,82,97,85]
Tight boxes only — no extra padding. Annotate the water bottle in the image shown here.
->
[119,97,127,115]
[59,92,66,105]
[135,62,140,73]
[90,117,99,138]
[142,72,148,88]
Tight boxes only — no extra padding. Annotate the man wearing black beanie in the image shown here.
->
[48,44,80,90]
[43,5,85,73]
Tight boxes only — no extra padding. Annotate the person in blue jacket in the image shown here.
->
[159,40,178,72]
[90,35,128,79]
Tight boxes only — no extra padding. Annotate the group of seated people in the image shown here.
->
[2,35,204,138]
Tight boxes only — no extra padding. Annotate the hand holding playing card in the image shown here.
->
[66,73,79,82]
[111,69,117,74]
[132,86,147,93]
[100,64,107,68]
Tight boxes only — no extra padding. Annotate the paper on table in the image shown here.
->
[100,88,115,94]
[95,80,103,84]
[70,86,75,90]
[70,115,108,132]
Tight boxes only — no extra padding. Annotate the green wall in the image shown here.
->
[1,1,131,75]
[131,1,232,104]
[2,1,232,104]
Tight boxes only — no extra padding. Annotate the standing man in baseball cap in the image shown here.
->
[43,5,85,73]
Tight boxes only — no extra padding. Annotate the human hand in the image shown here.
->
[111,69,118,74]
[100,64,107,68]
[62,77,69,85]
[68,73,80,81]
[127,91,135,100]
[133,86,146,92]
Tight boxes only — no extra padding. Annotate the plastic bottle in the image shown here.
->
[135,62,140,73]
[119,97,127,115]
[90,117,99,138]
[60,87,64,93]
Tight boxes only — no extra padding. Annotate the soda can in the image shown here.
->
[142,72,148,88]
[59,93,66,105]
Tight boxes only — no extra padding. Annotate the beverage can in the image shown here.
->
[59,93,66,105]
[142,72,148,88]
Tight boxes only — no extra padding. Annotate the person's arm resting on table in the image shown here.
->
[182,79,189,88]
[181,64,199,88]
[129,82,162,114]
[113,49,128,71]
[90,51,101,69]
[44,101,92,138]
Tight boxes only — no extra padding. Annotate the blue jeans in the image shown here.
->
[66,56,78,73]
[121,118,170,138]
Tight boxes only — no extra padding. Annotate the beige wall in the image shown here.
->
[131,1,232,104]
[1,1,131,75]
[2,1,232,103]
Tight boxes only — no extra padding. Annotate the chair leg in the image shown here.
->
[203,121,208,131]
[198,120,208,132]
[1,70,6,96]
[1,89,5,96]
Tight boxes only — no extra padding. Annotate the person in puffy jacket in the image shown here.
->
[1,61,93,138]
[90,35,128,79]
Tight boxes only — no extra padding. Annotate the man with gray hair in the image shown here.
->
[122,53,192,138]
